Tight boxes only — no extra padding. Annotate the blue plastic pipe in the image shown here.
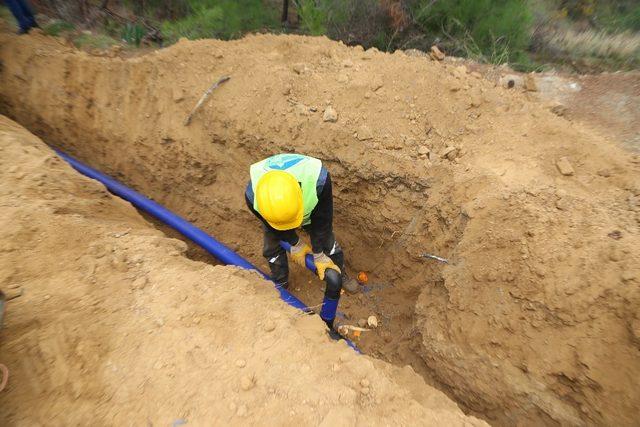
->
[55,148,359,352]
[279,240,317,273]
[54,149,310,311]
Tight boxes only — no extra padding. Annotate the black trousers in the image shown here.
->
[262,224,344,290]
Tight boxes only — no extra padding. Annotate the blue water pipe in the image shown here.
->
[54,149,309,312]
[54,149,358,350]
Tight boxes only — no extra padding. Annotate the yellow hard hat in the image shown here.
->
[256,170,303,230]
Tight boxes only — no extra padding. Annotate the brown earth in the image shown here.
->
[0,116,486,425]
[0,27,639,425]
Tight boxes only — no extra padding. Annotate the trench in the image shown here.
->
[0,35,506,424]
[17,124,478,419]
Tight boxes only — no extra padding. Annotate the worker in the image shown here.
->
[245,154,358,335]
[5,0,39,34]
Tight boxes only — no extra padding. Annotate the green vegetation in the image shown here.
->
[160,0,279,42]
[294,0,328,36]
[0,5,17,27]
[121,23,145,46]
[412,0,533,65]
[43,20,75,37]
[1,1,638,71]
[73,33,119,50]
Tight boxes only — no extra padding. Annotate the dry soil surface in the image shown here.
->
[1,28,639,426]
[0,116,485,426]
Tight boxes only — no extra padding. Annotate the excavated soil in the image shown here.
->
[0,116,486,425]
[1,27,639,425]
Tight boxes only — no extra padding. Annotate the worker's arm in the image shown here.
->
[308,172,334,254]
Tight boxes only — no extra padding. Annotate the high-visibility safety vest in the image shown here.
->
[250,154,322,226]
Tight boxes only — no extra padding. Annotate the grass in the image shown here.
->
[0,5,17,29]
[43,20,75,37]
[412,0,533,65]
[160,0,279,43]
[541,26,640,69]
[73,33,119,50]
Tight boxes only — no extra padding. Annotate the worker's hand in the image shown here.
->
[289,239,312,268]
[313,252,341,281]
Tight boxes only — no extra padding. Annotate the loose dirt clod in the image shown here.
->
[556,156,575,176]
[367,316,378,328]
[240,375,255,391]
[323,106,338,123]
[430,45,445,61]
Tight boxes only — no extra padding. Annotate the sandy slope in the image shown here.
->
[0,28,639,425]
[0,116,484,425]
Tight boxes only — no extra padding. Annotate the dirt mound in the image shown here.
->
[1,29,639,425]
[0,116,485,425]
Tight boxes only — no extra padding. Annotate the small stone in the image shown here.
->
[263,320,276,332]
[360,379,370,388]
[360,387,370,395]
[597,169,612,177]
[323,106,338,123]
[367,316,378,328]
[342,59,354,68]
[131,276,148,290]
[337,73,349,83]
[524,74,537,92]
[417,146,430,156]
[235,359,246,368]
[370,77,384,92]
[469,88,483,108]
[240,375,255,391]
[556,157,575,176]
[555,198,570,211]
[332,363,341,372]
[44,294,51,300]
[364,91,373,99]
[292,63,306,74]
[356,125,373,141]
[357,319,367,328]
[172,88,184,103]
[609,245,624,261]
[608,230,623,240]
[621,270,637,282]
[429,45,445,61]
[442,146,458,160]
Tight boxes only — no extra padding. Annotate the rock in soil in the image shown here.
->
[429,45,445,61]
[323,106,338,123]
[556,157,575,176]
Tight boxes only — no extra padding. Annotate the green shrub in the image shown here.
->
[161,0,279,42]
[0,5,17,27]
[294,0,328,36]
[412,0,533,64]
[73,33,119,50]
[121,23,146,46]
[43,20,75,36]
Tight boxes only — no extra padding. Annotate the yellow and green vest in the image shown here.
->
[250,154,322,226]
